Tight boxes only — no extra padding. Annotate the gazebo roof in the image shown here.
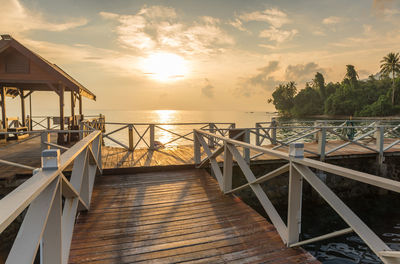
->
[0,35,95,100]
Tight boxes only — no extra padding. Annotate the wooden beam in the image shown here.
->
[23,90,34,99]
[71,91,75,126]
[20,89,26,127]
[59,84,65,130]
[78,94,82,119]
[0,86,6,129]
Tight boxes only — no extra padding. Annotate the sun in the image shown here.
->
[141,52,188,82]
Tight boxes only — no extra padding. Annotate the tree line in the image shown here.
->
[268,52,400,117]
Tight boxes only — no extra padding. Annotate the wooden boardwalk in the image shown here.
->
[68,169,318,264]
[102,138,400,169]
[2,135,400,182]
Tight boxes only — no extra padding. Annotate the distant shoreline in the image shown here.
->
[306,114,400,120]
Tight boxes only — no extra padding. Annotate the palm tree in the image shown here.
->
[344,65,359,88]
[380,52,400,105]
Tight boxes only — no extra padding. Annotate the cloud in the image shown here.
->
[322,16,345,25]
[259,27,298,43]
[285,62,325,83]
[201,78,215,98]
[100,6,234,56]
[229,18,247,32]
[236,61,281,97]
[239,8,290,28]
[0,0,87,35]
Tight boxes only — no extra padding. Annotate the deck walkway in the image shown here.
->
[101,138,400,169]
[1,135,400,182]
[68,169,318,264]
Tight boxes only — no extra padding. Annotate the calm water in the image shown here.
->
[86,110,276,148]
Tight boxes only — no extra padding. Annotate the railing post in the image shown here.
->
[375,123,384,169]
[47,117,51,129]
[270,118,277,145]
[128,124,134,151]
[194,130,201,166]
[223,142,233,193]
[255,123,261,146]
[317,127,326,161]
[244,128,250,163]
[149,124,155,150]
[79,122,84,139]
[208,123,215,148]
[287,144,303,246]
[41,131,51,152]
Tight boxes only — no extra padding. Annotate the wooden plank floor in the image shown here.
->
[69,169,318,264]
[2,135,400,181]
[0,134,61,181]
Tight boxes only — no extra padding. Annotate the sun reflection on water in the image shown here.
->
[154,110,177,146]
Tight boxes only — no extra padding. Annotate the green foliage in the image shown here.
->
[358,94,393,116]
[291,86,323,117]
[312,72,326,100]
[267,81,297,116]
[380,52,400,105]
[268,59,400,117]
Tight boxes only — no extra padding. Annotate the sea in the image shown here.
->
[83,110,277,148]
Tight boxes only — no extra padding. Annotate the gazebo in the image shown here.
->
[0,34,96,142]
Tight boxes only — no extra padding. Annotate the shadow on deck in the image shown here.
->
[69,168,318,264]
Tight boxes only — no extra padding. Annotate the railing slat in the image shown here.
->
[226,143,288,243]
[6,178,60,264]
[293,163,391,255]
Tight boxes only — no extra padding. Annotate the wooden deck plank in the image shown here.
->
[68,169,316,264]
[2,133,400,182]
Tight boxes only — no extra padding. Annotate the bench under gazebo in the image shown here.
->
[0,34,96,143]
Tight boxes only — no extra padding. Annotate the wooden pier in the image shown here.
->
[69,169,317,264]
[1,123,400,264]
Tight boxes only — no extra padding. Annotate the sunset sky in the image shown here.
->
[2,0,400,112]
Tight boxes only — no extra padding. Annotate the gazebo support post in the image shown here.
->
[58,84,65,144]
[20,89,26,127]
[71,91,75,126]
[1,86,7,129]
[78,94,83,121]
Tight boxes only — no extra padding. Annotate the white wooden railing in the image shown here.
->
[249,120,400,164]
[86,122,235,151]
[0,130,102,264]
[194,129,400,264]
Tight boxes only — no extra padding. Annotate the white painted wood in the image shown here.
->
[149,124,155,150]
[287,162,303,245]
[223,143,233,193]
[0,170,59,234]
[61,198,78,264]
[226,163,290,194]
[290,227,353,247]
[195,133,223,189]
[41,131,50,152]
[198,145,224,168]
[296,157,400,193]
[193,131,201,165]
[41,182,62,264]
[293,163,391,257]
[104,134,129,150]
[244,129,250,163]
[44,141,69,150]
[0,158,35,170]
[326,129,377,154]
[317,127,326,161]
[226,144,288,243]
[6,178,59,264]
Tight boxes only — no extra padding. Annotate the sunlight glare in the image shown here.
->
[142,53,188,82]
